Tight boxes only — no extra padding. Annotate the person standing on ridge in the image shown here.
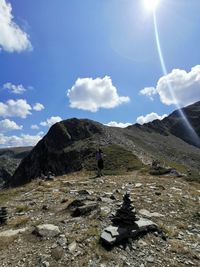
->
[96,148,104,177]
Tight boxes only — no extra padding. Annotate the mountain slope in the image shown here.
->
[136,101,200,148]
[9,102,200,187]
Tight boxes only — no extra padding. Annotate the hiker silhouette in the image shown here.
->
[96,149,104,177]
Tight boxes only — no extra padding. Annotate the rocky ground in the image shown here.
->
[0,171,199,267]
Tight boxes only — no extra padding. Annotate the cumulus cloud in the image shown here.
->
[140,65,200,107]
[31,124,39,130]
[0,0,32,52]
[33,103,44,111]
[105,121,132,128]
[40,116,62,127]
[3,82,27,94]
[0,132,43,148]
[0,119,22,132]
[136,112,167,125]
[0,99,32,118]
[139,87,157,100]
[67,76,130,112]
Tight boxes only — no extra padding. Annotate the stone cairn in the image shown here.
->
[112,193,138,227]
[0,207,8,224]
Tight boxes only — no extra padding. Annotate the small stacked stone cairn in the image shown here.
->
[0,207,8,224]
[101,193,161,247]
[112,193,139,227]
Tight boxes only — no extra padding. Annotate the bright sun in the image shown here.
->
[143,0,160,12]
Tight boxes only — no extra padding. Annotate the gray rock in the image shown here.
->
[57,234,67,247]
[72,202,98,217]
[0,227,29,237]
[101,226,131,245]
[68,241,77,252]
[33,224,60,237]
[146,256,155,263]
[139,209,164,218]
[135,183,142,188]
[78,189,90,195]
[101,218,158,246]
[51,246,64,261]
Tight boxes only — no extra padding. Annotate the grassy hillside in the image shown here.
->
[83,144,144,175]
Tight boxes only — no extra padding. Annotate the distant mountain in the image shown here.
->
[7,101,200,187]
[0,147,32,187]
[136,101,200,148]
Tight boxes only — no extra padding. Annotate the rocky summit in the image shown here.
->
[7,101,200,187]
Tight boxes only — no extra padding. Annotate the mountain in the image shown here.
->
[136,101,200,148]
[7,101,200,187]
[0,147,32,187]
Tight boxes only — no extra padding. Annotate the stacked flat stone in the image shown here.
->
[0,207,8,224]
[112,193,138,226]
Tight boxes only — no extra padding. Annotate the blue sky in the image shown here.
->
[0,0,200,147]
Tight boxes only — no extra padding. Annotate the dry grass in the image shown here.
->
[9,216,30,228]
[15,204,29,213]
[168,239,199,259]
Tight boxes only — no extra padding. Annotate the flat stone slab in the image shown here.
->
[33,224,60,237]
[0,227,29,238]
[101,226,128,245]
[139,209,164,218]
[72,202,98,217]
[100,218,158,246]
[135,183,142,188]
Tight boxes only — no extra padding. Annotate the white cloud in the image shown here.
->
[31,124,39,130]
[136,112,167,125]
[0,132,43,148]
[0,99,32,118]
[0,119,22,132]
[0,0,32,52]
[140,65,200,107]
[33,103,44,111]
[139,87,157,100]
[40,116,62,127]
[105,121,132,128]
[67,76,130,112]
[3,82,27,94]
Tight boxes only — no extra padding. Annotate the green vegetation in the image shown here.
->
[185,171,200,183]
[83,144,144,175]
[161,160,188,174]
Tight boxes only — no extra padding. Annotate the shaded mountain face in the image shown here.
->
[9,102,200,187]
[0,147,32,186]
[10,119,106,186]
[134,101,200,148]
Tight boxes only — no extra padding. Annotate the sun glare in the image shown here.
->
[143,0,160,12]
